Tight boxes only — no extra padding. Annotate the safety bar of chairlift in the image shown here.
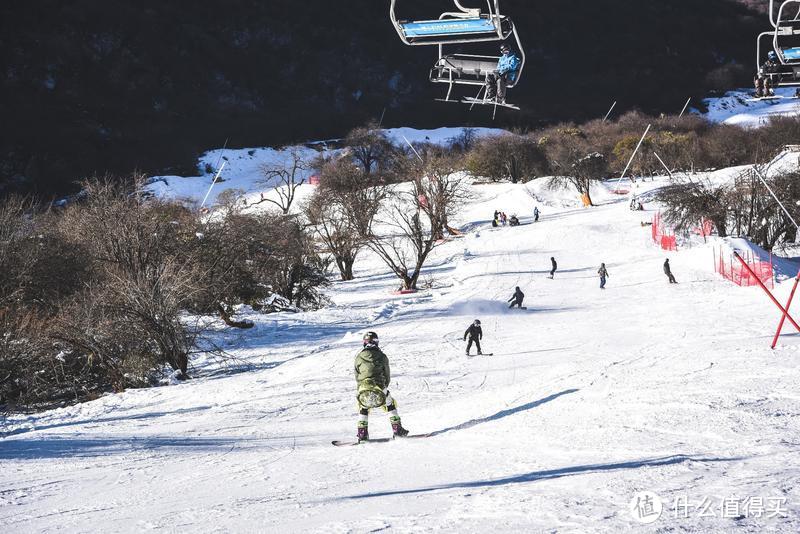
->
[432,20,524,82]
[389,0,508,46]
[771,0,800,29]
[775,2,800,63]
[758,28,800,68]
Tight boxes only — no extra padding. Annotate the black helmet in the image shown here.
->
[473,319,481,325]
[363,331,379,346]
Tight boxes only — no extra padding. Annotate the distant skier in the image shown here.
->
[598,263,609,289]
[508,286,525,308]
[549,257,558,279]
[663,258,677,284]
[354,332,409,441]
[534,206,540,222]
[486,43,520,104]
[464,319,483,356]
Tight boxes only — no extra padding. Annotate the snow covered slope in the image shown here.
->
[2,175,799,532]
[703,87,800,126]
[146,127,505,207]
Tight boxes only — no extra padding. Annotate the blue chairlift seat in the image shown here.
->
[783,46,800,60]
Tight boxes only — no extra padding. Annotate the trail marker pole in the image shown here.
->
[603,101,617,122]
[733,251,800,337]
[679,97,692,118]
[614,124,651,191]
[200,160,228,210]
[773,270,800,348]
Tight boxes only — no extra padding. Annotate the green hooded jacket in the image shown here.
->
[355,346,390,390]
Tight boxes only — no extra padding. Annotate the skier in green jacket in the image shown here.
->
[355,331,409,441]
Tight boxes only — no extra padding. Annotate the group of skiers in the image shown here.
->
[492,210,519,227]
[492,207,542,228]
[348,208,680,442]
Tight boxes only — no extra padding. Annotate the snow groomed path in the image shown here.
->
[2,180,799,532]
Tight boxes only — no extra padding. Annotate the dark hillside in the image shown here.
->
[0,0,764,197]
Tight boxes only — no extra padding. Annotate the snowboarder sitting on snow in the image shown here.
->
[486,43,520,104]
[509,214,520,226]
[355,331,409,441]
[508,286,525,308]
[663,258,677,284]
[598,263,609,289]
[464,319,483,356]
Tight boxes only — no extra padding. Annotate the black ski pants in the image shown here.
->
[466,337,482,354]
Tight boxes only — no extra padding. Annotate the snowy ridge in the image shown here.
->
[2,174,799,532]
[146,127,506,207]
[702,87,800,126]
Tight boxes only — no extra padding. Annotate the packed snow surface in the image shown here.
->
[702,87,800,126]
[2,172,799,532]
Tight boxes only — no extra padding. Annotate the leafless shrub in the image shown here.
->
[466,134,548,183]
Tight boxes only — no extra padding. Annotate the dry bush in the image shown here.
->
[466,134,549,183]
[538,124,608,205]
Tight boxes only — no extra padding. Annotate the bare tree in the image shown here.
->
[363,156,468,290]
[654,176,731,238]
[252,147,310,214]
[342,123,398,178]
[415,154,472,240]
[539,126,608,206]
[306,191,363,281]
[467,134,548,183]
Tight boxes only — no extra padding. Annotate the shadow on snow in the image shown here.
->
[342,454,745,500]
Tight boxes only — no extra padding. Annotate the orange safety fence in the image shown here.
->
[714,246,774,289]
[651,212,677,251]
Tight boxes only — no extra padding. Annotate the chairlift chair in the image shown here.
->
[390,0,513,46]
[429,24,525,115]
[756,0,800,87]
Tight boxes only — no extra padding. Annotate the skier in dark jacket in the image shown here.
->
[464,319,483,356]
[549,257,558,279]
[663,258,677,284]
[508,286,525,308]
[598,263,609,289]
[534,206,540,222]
[354,331,408,441]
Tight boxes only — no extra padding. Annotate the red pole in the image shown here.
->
[734,252,800,334]
[772,270,800,348]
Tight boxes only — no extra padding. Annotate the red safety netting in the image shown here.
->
[714,247,774,289]
[695,218,714,237]
[652,212,677,251]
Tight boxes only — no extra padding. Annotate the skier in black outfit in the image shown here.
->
[549,257,557,279]
[664,258,677,284]
[464,319,483,356]
[508,286,525,308]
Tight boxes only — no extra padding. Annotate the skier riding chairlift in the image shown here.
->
[755,1,800,88]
